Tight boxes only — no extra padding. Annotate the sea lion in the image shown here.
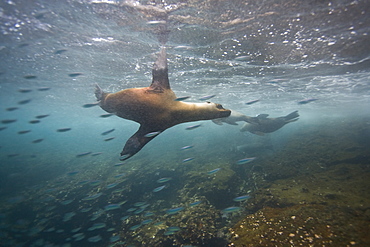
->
[212,110,257,126]
[95,47,231,160]
[240,111,299,135]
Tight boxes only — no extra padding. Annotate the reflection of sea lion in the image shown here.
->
[212,110,256,126]
[240,111,299,135]
[95,47,231,160]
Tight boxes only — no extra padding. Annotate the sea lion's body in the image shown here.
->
[240,111,299,135]
[96,48,231,160]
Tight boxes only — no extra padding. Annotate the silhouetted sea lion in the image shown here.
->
[240,111,299,135]
[95,47,231,160]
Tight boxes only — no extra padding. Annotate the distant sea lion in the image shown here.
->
[95,47,231,160]
[212,110,257,126]
[240,111,299,135]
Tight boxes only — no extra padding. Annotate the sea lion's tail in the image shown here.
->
[284,110,299,122]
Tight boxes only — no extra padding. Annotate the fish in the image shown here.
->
[101,128,115,135]
[37,87,51,91]
[245,99,260,105]
[29,120,40,124]
[66,171,79,176]
[141,219,153,225]
[120,216,130,221]
[166,207,184,215]
[134,202,147,207]
[147,20,167,25]
[234,55,251,61]
[1,119,17,124]
[222,206,241,213]
[236,157,256,165]
[180,145,193,150]
[185,124,202,130]
[173,45,193,50]
[129,224,142,231]
[110,235,120,243]
[207,168,221,175]
[82,102,100,108]
[153,185,165,192]
[182,157,194,163]
[189,201,202,207]
[114,173,126,178]
[57,128,71,132]
[23,75,37,79]
[100,113,115,118]
[55,49,67,54]
[167,226,181,232]
[199,94,216,101]
[104,137,115,141]
[298,98,318,104]
[0,127,7,131]
[157,177,172,183]
[144,131,161,138]
[71,227,81,233]
[6,107,18,111]
[233,195,251,202]
[82,193,102,201]
[60,199,74,205]
[144,212,155,217]
[91,152,103,156]
[18,99,32,104]
[18,88,32,93]
[32,139,44,143]
[68,73,83,77]
[104,204,120,211]
[114,162,124,166]
[18,130,31,134]
[174,96,191,101]
[106,183,118,189]
[89,180,101,186]
[35,114,50,119]
[7,153,20,158]
[76,152,92,157]
[87,235,102,242]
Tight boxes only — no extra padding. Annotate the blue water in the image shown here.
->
[0,0,370,246]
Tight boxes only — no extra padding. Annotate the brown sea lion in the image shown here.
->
[95,47,231,160]
[240,111,299,135]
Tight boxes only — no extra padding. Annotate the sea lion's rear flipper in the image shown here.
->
[284,110,299,121]
[148,47,170,93]
[120,125,163,161]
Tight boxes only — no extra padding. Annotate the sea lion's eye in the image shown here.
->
[216,104,224,109]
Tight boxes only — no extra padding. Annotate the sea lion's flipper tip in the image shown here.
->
[149,47,170,92]
[120,125,162,161]
[95,84,104,101]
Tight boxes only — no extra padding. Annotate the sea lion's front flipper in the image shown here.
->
[148,47,170,93]
[120,125,163,161]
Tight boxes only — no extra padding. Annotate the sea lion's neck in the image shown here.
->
[173,102,229,123]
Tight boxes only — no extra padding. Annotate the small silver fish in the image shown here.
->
[185,124,202,130]
[245,99,260,105]
[144,131,161,138]
[298,98,318,104]
[174,96,191,101]
[180,145,193,150]
[199,95,216,101]
[83,102,100,108]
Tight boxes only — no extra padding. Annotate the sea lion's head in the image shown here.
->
[202,102,231,119]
